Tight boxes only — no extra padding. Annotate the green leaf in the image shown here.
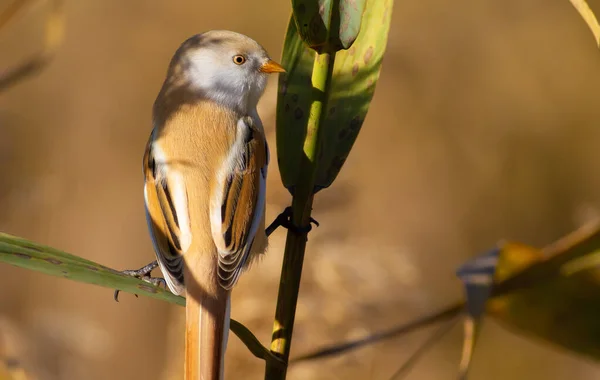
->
[291,0,367,52]
[455,223,600,379]
[277,0,394,192]
[0,232,185,305]
[231,319,286,368]
[337,0,367,49]
[0,232,284,368]
[487,223,600,361]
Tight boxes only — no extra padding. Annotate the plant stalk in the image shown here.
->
[265,50,336,379]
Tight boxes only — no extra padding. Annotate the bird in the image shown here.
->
[142,30,285,379]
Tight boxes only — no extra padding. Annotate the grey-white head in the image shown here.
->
[170,30,285,114]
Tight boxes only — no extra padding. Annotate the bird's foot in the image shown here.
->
[121,260,159,278]
[265,206,319,236]
[114,260,167,302]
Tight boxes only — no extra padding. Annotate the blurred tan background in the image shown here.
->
[1,0,600,379]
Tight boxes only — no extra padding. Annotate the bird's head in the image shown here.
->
[170,30,285,113]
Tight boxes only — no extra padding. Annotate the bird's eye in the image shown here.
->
[233,55,246,65]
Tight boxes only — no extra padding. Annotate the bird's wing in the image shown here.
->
[143,132,191,295]
[210,116,268,289]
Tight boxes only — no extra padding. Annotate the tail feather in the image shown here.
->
[185,276,230,380]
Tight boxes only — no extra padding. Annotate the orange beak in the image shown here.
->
[259,59,286,73]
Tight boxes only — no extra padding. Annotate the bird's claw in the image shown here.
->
[265,206,319,236]
[114,260,166,302]
[145,276,167,289]
[120,260,159,278]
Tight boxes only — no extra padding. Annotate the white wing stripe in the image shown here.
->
[210,117,251,254]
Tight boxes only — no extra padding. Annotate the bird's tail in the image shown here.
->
[184,274,230,380]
